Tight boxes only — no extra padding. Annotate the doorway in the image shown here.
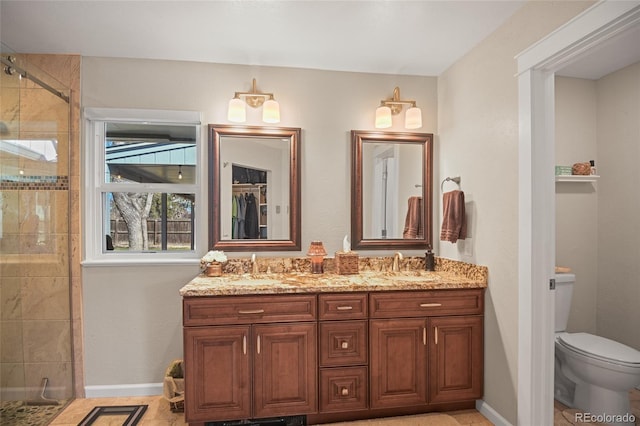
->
[517,2,640,424]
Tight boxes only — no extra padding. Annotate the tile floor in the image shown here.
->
[48,396,493,426]
[33,388,640,425]
[553,388,640,426]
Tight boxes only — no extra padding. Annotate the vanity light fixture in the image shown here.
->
[375,86,422,129]
[227,78,280,124]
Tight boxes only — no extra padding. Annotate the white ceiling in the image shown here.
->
[2,1,637,80]
[556,22,640,79]
[1,0,527,76]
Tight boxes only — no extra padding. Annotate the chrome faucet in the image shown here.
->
[392,252,403,272]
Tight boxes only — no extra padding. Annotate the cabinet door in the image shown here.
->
[184,325,251,423]
[253,323,318,418]
[369,318,428,409]
[428,316,483,404]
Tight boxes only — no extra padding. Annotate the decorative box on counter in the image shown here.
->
[335,251,359,275]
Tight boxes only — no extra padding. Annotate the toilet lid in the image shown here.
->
[558,333,640,366]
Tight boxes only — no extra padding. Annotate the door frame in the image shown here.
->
[516,2,640,424]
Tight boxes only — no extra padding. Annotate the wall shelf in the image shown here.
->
[555,175,599,182]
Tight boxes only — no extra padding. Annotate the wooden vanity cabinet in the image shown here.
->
[369,289,484,409]
[183,295,317,424]
[183,288,484,424]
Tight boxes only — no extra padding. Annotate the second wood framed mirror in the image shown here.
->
[208,124,301,251]
[351,130,433,250]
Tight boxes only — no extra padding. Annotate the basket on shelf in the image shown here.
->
[572,162,591,175]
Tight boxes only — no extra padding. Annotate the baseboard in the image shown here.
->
[476,399,513,426]
[84,383,163,398]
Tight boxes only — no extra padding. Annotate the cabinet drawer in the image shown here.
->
[318,293,367,320]
[183,294,317,326]
[319,321,368,367]
[319,366,368,413]
[370,289,483,318]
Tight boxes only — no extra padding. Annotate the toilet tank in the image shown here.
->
[555,273,575,332]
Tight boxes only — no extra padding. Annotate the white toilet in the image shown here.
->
[554,273,640,425]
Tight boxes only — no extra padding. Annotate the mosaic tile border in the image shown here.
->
[0,175,69,190]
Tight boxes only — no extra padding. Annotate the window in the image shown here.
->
[84,108,202,264]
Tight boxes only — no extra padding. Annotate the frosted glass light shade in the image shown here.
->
[228,98,246,122]
[262,99,280,123]
[404,107,422,129]
[375,106,392,128]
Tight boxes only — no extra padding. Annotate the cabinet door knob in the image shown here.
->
[341,387,349,396]
[341,341,349,349]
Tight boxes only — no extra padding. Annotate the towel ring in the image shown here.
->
[441,176,461,192]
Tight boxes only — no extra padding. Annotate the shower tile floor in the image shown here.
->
[0,399,70,426]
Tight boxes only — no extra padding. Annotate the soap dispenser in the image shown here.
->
[425,245,435,271]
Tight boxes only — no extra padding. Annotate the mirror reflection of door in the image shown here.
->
[368,145,398,239]
[362,142,422,240]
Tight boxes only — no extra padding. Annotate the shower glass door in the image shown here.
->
[0,46,73,423]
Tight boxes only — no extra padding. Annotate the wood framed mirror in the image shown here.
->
[208,124,301,251]
[351,130,433,250]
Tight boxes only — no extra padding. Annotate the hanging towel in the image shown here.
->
[440,190,467,243]
[403,196,423,239]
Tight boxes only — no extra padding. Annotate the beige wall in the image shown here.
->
[81,58,438,387]
[437,1,594,422]
[596,62,640,351]
[555,76,598,335]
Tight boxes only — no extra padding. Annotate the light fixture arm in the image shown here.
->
[233,78,275,108]
[380,87,417,115]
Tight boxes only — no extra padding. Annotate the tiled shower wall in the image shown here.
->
[0,53,82,401]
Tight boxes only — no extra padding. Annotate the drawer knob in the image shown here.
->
[341,341,349,349]
[341,387,349,396]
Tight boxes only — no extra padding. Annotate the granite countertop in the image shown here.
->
[179,257,487,297]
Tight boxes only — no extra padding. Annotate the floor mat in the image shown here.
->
[78,405,148,426]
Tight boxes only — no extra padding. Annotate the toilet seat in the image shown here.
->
[557,332,640,368]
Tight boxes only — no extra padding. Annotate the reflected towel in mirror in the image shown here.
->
[403,196,423,239]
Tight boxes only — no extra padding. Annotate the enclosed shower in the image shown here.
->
[0,46,74,424]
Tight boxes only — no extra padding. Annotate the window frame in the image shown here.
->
[83,107,204,266]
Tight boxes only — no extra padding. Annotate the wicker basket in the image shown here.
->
[163,359,185,413]
[572,162,591,175]
[335,251,359,275]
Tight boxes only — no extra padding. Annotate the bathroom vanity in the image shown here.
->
[180,259,487,425]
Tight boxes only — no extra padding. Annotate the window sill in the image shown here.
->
[82,257,199,268]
